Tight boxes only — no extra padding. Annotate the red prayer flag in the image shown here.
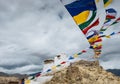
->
[82,50,87,53]
[36,73,41,77]
[61,61,66,64]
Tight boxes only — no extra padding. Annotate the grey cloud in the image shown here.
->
[0,63,29,70]
[0,0,71,73]
[0,64,43,74]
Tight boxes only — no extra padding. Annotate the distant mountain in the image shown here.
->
[9,73,28,79]
[0,72,9,77]
[107,69,120,76]
[0,72,28,79]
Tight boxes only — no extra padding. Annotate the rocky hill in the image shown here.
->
[45,60,120,84]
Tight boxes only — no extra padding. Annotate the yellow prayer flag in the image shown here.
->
[88,36,99,43]
[73,11,90,25]
[95,51,101,55]
[93,45,97,48]
[104,0,112,7]
[73,54,78,58]
[25,79,31,84]
[52,65,56,70]
[96,0,99,3]
[98,43,102,47]
[106,35,111,38]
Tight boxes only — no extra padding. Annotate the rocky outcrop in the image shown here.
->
[45,60,120,84]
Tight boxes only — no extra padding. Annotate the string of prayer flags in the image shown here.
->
[26,31,120,80]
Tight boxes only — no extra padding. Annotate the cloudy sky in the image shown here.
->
[0,0,120,74]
